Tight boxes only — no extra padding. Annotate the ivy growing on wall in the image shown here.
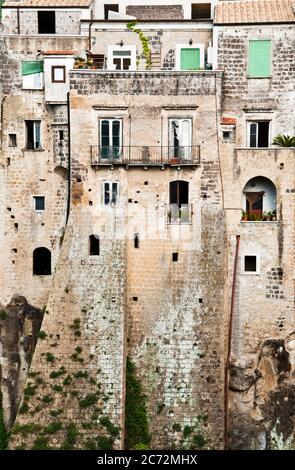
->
[0,392,9,450]
[124,357,151,449]
[127,21,151,70]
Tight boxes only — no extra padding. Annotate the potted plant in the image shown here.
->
[271,210,276,221]
[263,211,272,221]
[170,158,180,164]
[241,210,248,221]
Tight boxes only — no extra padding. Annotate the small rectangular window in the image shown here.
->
[104,4,119,19]
[248,40,271,78]
[90,235,100,256]
[244,256,257,272]
[25,121,41,150]
[248,121,269,148]
[169,119,192,160]
[34,196,45,211]
[38,11,56,34]
[103,181,118,206]
[51,66,66,83]
[191,3,211,19]
[9,134,17,147]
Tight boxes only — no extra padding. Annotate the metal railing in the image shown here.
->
[166,204,193,224]
[90,146,200,166]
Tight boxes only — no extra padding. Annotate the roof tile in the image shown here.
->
[215,0,295,24]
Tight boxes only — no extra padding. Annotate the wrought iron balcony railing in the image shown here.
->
[166,204,193,224]
[90,146,200,167]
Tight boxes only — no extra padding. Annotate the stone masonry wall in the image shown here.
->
[126,5,184,19]
[3,10,82,35]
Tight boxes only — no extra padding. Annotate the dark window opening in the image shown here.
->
[104,182,118,205]
[172,253,178,262]
[133,297,138,302]
[38,11,56,34]
[169,180,189,207]
[90,234,100,256]
[244,256,257,272]
[33,247,51,275]
[191,3,211,19]
[9,134,17,147]
[59,130,64,141]
[104,4,119,19]
[249,121,269,148]
[134,234,139,249]
[34,196,45,211]
[223,131,230,140]
[199,298,203,303]
[25,121,41,150]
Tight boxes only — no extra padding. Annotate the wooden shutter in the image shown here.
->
[249,40,271,77]
[180,48,200,70]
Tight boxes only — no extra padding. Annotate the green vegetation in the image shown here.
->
[51,385,63,392]
[79,394,97,408]
[75,346,82,354]
[12,423,41,437]
[23,384,38,400]
[157,403,165,414]
[32,436,51,450]
[42,395,54,404]
[96,435,114,450]
[192,433,206,448]
[183,425,193,439]
[73,371,88,379]
[61,423,78,450]
[38,331,47,340]
[50,366,66,379]
[99,417,120,437]
[0,310,7,321]
[63,375,72,386]
[46,352,55,362]
[124,357,150,449]
[272,134,295,147]
[49,409,63,417]
[0,392,9,450]
[172,423,181,432]
[127,22,151,69]
[19,402,29,414]
[44,422,62,434]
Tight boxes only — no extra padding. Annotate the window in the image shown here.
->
[108,46,136,71]
[22,61,44,89]
[168,180,191,223]
[90,235,100,256]
[100,119,122,159]
[51,66,66,83]
[33,247,51,275]
[191,3,211,19]
[104,4,119,19]
[34,196,45,211]
[172,253,178,262]
[38,11,56,34]
[9,134,17,147]
[248,40,271,78]
[248,121,269,147]
[134,234,139,249]
[103,181,118,206]
[25,121,41,150]
[169,119,192,160]
[244,256,258,273]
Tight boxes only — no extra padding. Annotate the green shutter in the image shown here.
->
[248,40,271,78]
[0,0,4,21]
[180,48,200,70]
[21,61,44,76]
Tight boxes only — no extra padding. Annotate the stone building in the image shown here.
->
[0,0,294,450]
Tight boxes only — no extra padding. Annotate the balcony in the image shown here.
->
[90,146,200,168]
[166,204,193,224]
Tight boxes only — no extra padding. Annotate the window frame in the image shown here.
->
[51,65,66,83]
[99,118,123,158]
[8,134,17,147]
[33,196,45,212]
[247,120,270,148]
[22,61,44,90]
[248,39,272,78]
[102,181,119,207]
[242,254,260,275]
[107,45,137,71]
[175,43,205,70]
[37,10,56,35]
[168,117,193,159]
[25,120,42,150]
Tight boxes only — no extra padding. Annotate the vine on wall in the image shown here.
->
[127,21,151,70]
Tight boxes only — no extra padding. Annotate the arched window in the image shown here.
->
[90,235,100,256]
[242,176,276,221]
[33,247,51,275]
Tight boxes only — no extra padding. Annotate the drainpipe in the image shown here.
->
[88,21,93,51]
[66,91,71,223]
[0,95,7,149]
[224,234,240,449]
[17,7,20,34]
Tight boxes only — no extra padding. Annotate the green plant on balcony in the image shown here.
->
[272,134,295,147]
[241,210,248,221]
